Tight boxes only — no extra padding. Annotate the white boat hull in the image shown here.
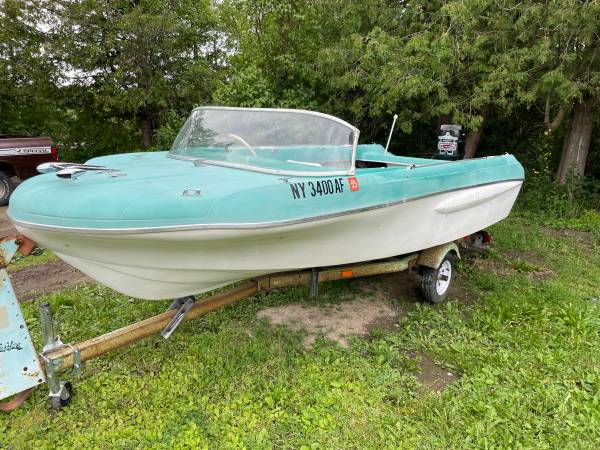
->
[14,180,522,300]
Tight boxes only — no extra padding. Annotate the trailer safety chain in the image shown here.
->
[0,234,38,267]
[8,246,44,265]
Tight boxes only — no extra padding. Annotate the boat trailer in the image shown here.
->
[0,234,482,412]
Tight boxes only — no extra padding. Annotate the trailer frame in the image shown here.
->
[0,235,461,412]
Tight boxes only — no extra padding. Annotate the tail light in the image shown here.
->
[50,146,58,161]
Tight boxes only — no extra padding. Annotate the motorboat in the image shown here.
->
[7,107,524,300]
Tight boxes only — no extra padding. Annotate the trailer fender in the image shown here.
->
[417,242,460,269]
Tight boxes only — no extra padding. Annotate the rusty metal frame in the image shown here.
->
[416,242,460,269]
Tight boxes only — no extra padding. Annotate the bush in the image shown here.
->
[517,169,600,236]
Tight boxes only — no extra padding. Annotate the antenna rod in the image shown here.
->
[384,114,398,153]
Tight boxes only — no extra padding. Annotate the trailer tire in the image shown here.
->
[0,170,14,206]
[50,381,73,411]
[420,253,456,304]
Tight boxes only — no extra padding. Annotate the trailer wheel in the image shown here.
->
[0,170,14,206]
[50,381,73,411]
[420,253,455,304]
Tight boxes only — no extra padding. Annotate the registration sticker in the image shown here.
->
[348,177,359,192]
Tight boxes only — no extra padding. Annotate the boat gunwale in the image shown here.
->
[9,178,524,235]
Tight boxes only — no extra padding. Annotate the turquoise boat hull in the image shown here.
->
[9,145,523,230]
[8,143,524,300]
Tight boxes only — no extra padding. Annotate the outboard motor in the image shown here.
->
[434,124,466,160]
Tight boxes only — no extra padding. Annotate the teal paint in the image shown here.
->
[8,145,524,230]
[0,239,45,401]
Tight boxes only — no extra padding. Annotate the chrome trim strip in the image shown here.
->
[191,106,359,133]
[10,179,524,235]
[1,146,51,155]
[357,154,513,169]
[169,154,355,177]
[167,106,359,177]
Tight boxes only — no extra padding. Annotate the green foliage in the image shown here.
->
[56,102,143,162]
[153,110,187,151]
[213,65,318,110]
[48,0,223,148]
[0,0,63,136]
[545,209,600,238]
[518,170,600,226]
[7,249,57,272]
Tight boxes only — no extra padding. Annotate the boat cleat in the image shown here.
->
[37,162,125,179]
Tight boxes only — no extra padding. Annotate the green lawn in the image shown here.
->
[1,214,600,449]
[6,249,57,272]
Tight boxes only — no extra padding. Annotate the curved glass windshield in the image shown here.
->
[169,107,358,175]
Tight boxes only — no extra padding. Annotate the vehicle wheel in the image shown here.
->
[50,381,73,411]
[420,253,456,304]
[0,170,14,206]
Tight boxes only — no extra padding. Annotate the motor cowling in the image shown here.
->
[434,124,465,160]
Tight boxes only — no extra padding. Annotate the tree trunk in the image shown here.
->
[555,98,594,185]
[544,96,571,134]
[464,128,483,159]
[139,113,154,149]
[463,106,488,159]
[437,114,451,131]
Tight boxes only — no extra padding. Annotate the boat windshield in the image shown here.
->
[169,107,358,175]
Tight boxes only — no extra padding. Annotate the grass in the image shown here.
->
[7,249,57,272]
[1,212,600,448]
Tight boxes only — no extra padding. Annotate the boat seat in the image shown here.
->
[356,160,387,169]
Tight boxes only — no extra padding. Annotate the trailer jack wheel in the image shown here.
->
[50,381,73,412]
[420,253,456,304]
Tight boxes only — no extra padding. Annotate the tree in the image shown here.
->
[0,0,61,135]
[544,1,599,184]
[216,0,404,129]
[556,99,594,182]
[502,0,599,183]
[49,0,223,148]
[306,1,532,155]
[217,0,339,110]
[310,0,599,168]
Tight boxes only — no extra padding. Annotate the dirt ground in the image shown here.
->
[257,272,458,392]
[0,206,92,299]
[257,296,402,348]
[415,354,457,393]
[10,260,91,301]
[0,206,15,236]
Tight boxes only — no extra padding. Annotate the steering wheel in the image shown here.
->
[226,133,257,157]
